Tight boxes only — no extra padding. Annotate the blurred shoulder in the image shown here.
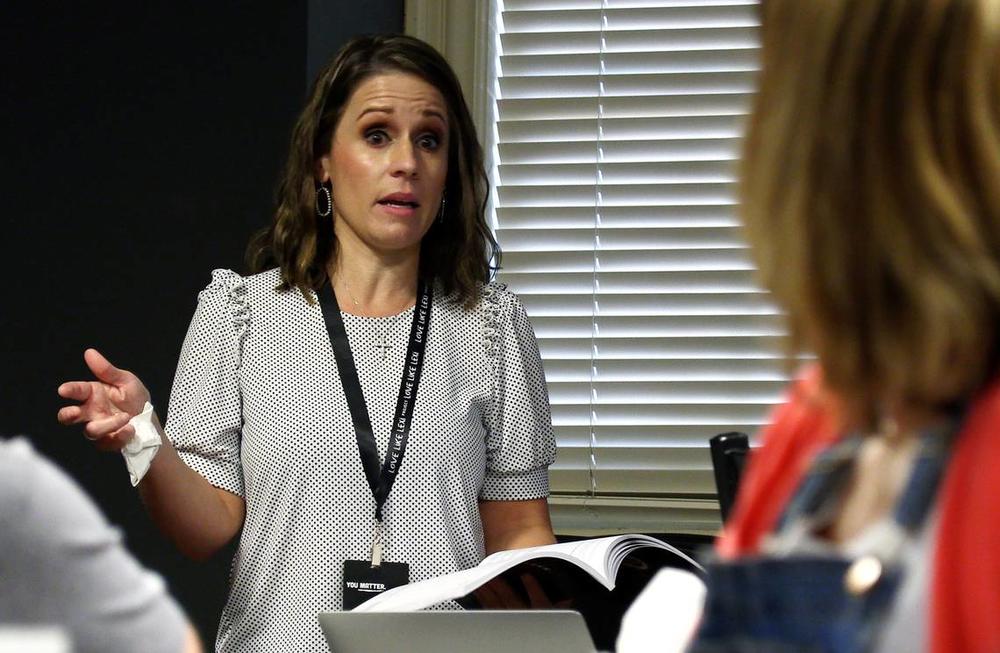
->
[0,437,100,532]
[0,437,49,495]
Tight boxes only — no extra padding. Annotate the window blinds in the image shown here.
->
[488,0,784,534]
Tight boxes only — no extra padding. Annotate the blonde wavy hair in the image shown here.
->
[743,0,1000,427]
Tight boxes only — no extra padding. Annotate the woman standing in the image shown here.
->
[58,35,556,652]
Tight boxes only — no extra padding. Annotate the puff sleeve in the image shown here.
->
[480,284,557,500]
[163,269,247,496]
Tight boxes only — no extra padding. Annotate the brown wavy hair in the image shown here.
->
[743,0,1000,428]
[247,34,499,306]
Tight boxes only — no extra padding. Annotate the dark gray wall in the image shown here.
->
[309,0,405,82]
[1,0,402,643]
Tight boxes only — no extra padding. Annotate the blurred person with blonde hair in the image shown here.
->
[690,1,1000,652]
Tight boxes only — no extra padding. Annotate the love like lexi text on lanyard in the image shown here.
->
[318,279,432,569]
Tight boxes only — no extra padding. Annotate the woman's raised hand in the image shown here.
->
[57,348,151,451]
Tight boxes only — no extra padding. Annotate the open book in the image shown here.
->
[355,534,702,613]
[353,534,705,650]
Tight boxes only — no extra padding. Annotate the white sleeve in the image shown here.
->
[481,286,557,501]
[165,268,247,496]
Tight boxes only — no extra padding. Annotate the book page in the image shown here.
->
[354,537,625,612]
[480,537,620,579]
[604,534,702,577]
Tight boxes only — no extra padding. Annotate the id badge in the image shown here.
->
[342,560,409,610]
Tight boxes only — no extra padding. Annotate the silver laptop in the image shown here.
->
[318,610,597,653]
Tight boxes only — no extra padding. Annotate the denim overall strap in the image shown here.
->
[775,436,864,533]
[691,412,963,653]
[780,411,960,539]
[892,420,956,532]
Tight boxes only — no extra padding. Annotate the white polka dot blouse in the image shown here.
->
[163,268,556,653]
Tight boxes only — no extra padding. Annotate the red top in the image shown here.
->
[715,368,1000,653]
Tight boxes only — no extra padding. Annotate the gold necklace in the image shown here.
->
[342,278,362,311]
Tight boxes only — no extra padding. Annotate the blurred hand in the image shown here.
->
[57,348,151,451]
[472,571,572,610]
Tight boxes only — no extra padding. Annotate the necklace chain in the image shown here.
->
[342,278,362,310]
[340,276,392,360]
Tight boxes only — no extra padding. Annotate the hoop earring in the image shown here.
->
[437,192,447,225]
[316,182,333,218]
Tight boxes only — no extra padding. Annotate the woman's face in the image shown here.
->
[318,72,449,261]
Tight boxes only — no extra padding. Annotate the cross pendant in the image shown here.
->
[375,334,393,360]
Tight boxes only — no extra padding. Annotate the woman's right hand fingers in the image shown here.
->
[56,404,83,426]
[82,348,150,414]
[80,413,136,452]
[58,349,151,450]
[91,422,137,452]
[83,348,129,386]
[57,379,113,424]
[84,411,132,440]
[56,383,98,426]
[56,380,93,403]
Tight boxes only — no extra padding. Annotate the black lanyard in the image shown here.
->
[318,279,432,525]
